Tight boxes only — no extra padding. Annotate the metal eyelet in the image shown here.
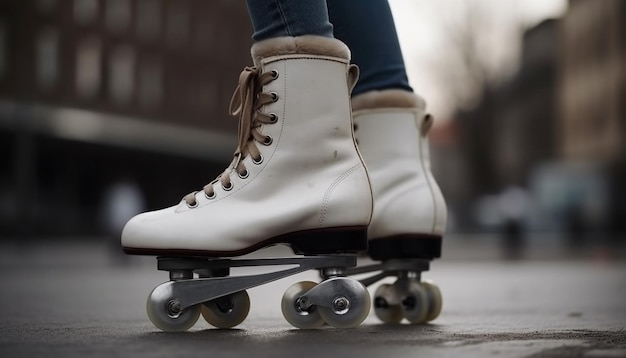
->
[186,200,198,208]
[269,113,278,123]
[263,135,273,146]
[222,182,233,191]
[204,191,216,200]
[270,92,278,102]
[238,169,249,179]
[252,154,264,165]
[270,69,279,79]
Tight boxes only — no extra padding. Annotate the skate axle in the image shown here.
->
[295,277,361,312]
[284,277,371,327]
[167,300,183,317]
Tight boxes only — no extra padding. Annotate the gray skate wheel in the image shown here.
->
[422,280,443,322]
[399,279,429,324]
[317,277,371,328]
[373,283,403,324]
[281,281,324,329]
[201,290,250,329]
[146,282,201,332]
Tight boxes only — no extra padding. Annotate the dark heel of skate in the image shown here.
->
[368,234,442,261]
[287,226,368,255]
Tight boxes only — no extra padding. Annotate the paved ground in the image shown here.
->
[1,238,625,358]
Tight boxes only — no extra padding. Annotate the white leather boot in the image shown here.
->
[352,90,447,260]
[122,36,373,256]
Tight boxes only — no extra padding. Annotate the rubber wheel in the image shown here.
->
[281,281,324,329]
[400,280,429,324]
[373,283,403,324]
[422,281,443,322]
[146,287,201,332]
[201,290,250,329]
[317,278,371,328]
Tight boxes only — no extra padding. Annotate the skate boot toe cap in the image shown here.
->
[120,206,177,250]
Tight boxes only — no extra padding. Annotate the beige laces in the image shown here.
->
[184,66,279,207]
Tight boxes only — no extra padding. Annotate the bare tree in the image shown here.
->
[432,0,521,111]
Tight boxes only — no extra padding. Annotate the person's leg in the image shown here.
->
[329,0,447,324]
[327,0,412,96]
[245,0,333,41]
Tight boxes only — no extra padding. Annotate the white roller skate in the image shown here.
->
[348,90,447,324]
[121,36,374,331]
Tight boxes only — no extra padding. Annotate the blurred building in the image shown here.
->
[558,0,625,163]
[437,19,560,230]
[444,0,625,235]
[494,19,559,188]
[558,0,626,233]
[0,0,253,237]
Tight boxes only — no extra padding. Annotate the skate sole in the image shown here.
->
[123,226,368,257]
[368,234,442,261]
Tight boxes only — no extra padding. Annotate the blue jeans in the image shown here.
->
[244,0,412,95]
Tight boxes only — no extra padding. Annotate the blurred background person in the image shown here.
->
[99,177,145,263]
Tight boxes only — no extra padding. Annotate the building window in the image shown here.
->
[137,0,161,41]
[76,37,102,99]
[106,0,131,33]
[108,45,135,104]
[138,58,163,109]
[165,1,190,46]
[74,0,99,25]
[36,28,59,90]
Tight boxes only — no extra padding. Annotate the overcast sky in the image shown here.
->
[388,0,568,121]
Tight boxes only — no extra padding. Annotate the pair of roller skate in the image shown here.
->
[121,37,446,331]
